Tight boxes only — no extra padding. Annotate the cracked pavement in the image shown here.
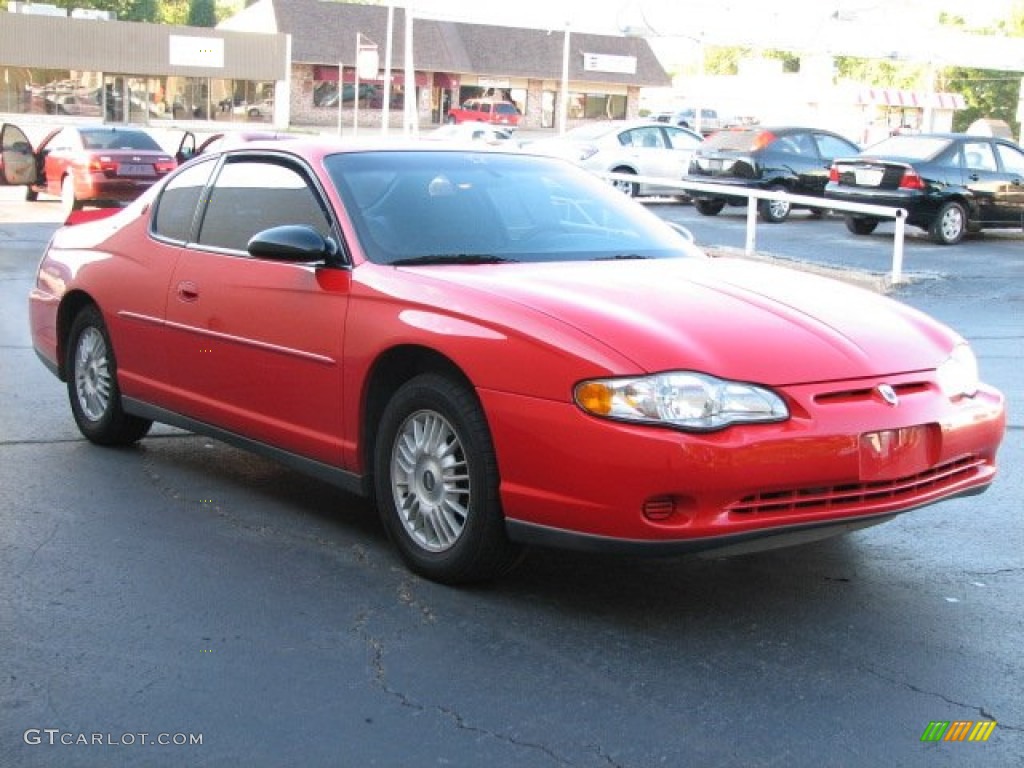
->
[1,193,1021,766]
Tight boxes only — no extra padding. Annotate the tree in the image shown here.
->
[122,0,158,22]
[187,0,217,27]
[937,6,1024,134]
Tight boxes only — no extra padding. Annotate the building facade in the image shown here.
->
[0,7,289,127]
[220,0,671,131]
[0,0,670,132]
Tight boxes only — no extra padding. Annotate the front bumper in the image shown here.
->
[482,373,1005,549]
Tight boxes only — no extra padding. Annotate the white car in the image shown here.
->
[526,120,703,198]
[424,121,517,146]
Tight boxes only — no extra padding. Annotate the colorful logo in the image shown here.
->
[921,721,997,742]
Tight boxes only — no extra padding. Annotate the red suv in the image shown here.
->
[446,98,521,128]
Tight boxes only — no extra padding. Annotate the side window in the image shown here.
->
[632,128,664,149]
[665,127,701,150]
[995,143,1024,174]
[776,132,815,156]
[962,142,997,172]
[814,134,857,161]
[152,158,217,243]
[197,158,332,253]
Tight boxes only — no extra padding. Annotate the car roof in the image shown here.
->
[200,136,526,158]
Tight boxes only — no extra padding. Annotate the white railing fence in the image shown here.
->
[603,172,909,285]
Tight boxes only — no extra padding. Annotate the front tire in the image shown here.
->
[758,185,791,223]
[929,200,967,245]
[66,306,152,445]
[374,373,522,584]
[25,186,38,202]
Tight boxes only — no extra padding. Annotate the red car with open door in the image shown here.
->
[0,122,176,218]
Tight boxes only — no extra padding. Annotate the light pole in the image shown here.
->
[559,21,570,135]
[382,1,394,136]
[353,32,379,137]
[403,3,416,137]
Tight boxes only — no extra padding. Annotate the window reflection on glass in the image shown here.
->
[0,67,274,124]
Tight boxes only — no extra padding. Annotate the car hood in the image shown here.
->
[403,257,957,385]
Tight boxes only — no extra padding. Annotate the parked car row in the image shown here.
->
[4,118,1023,245]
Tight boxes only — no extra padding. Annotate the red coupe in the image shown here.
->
[10,139,1006,583]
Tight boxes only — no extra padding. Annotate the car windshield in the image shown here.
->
[862,136,952,160]
[325,150,703,265]
[561,122,617,141]
[79,128,162,151]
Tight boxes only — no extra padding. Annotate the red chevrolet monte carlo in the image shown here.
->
[14,139,1005,584]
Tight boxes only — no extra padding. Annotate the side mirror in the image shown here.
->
[247,225,342,265]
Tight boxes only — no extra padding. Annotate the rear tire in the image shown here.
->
[610,167,639,197]
[66,305,152,446]
[929,201,967,245]
[60,174,81,220]
[25,187,38,202]
[845,216,878,236]
[694,198,725,216]
[374,373,522,584]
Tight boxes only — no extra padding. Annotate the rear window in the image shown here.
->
[80,129,162,151]
[495,103,519,115]
[861,136,952,160]
[701,129,767,151]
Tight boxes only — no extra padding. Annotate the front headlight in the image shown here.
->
[574,371,789,432]
[937,342,979,398]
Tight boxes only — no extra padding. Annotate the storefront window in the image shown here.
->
[570,92,626,120]
[1,69,103,117]
[0,66,274,123]
[313,66,406,112]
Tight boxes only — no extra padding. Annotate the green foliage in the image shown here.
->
[187,0,217,27]
[45,0,238,24]
[158,0,191,24]
[945,69,1021,132]
[835,57,928,89]
[936,5,1024,135]
[122,0,158,22]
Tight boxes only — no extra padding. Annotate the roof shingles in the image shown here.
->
[268,0,669,86]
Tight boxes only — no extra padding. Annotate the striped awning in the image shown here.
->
[857,89,966,109]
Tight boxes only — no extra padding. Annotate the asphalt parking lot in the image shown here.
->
[0,186,1021,767]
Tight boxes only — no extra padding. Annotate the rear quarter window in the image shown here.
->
[152,158,217,243]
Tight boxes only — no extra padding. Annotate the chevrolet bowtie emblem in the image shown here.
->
[877,384,899,406]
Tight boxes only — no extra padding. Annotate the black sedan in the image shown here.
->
[825,133,1024,244]
[686,126,860,222]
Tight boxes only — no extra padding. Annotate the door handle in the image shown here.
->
[177,280,199,301]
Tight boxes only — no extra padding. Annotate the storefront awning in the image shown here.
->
[857,88,966,110]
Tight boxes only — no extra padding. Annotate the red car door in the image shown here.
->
[162,156,350,465]
[0,123,39,187]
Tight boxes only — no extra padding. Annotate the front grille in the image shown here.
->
[813,381,929,406]
[727,456,984,516]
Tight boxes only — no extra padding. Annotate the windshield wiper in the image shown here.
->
[389,254,518,266]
